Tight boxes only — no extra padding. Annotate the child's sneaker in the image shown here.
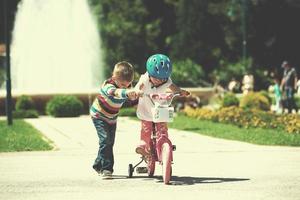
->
[135,146,149,157]
[96,170,102,175]
[101,170,112,179]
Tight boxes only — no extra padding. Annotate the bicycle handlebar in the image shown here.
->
[142,93,180,107]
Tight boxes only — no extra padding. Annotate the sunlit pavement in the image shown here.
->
[0,116,300,200]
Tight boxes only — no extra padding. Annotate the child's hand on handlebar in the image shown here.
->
[137,90,144,97]
[179,89,190,97]
[126,89,139,100]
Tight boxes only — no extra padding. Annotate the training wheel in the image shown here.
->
[128,164,134,178]
[136,167,148,174]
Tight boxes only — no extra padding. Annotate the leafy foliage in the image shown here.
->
[88,0,300,89]
[15,95,35,111]
[213,58,252,86]
[184,106,300,134]
[171,59,204,87]
[119,107,136,117]
[169,114,300,146]
[89,0,160,76]
[258,90,272,105]
[295,96,300,109]
[13,110,39,118]
[221,92,239,107]
[239,92,270,111]
[46,95,83,117]
[0,68,4,89]
[14,95,39,118]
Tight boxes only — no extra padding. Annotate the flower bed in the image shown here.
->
[184,106,300,134]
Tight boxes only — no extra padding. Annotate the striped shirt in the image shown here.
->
[90,78,128,124]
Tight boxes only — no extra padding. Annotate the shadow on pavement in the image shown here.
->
[169,176,250,185]
[113,175,161,180]
[113,175,249,186]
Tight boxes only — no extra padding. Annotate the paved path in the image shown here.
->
[1,116,300,200]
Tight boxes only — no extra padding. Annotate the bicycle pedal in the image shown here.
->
[172,145,176,151]
[136,167,148,174]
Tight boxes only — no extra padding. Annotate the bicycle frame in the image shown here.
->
[128,93,179,184]
[150,122,173,163]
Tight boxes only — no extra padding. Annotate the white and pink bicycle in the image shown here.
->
[128,93,180,184]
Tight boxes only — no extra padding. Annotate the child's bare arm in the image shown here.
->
[103,84,135,99]
[126,88,139,100]
[168,83,190,97]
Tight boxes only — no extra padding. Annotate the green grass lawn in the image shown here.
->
[130,113,300,146]
[0,120,53,152]
[168,114,300,146]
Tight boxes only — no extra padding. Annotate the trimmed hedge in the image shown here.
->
[13,110,39,118]
[46,95,83,117]
[221,92,239,107]
[240,92,270,111]
[13,95,39,118]
[15,95,35,110]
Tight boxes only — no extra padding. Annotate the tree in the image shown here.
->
[169,0,247,76]
[88,0,161,76]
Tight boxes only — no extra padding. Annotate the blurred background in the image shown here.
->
[0,0,300,91]
[1,0,300,118]
[0,0,300,143]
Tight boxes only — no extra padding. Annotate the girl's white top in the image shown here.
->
[135,72,172,121]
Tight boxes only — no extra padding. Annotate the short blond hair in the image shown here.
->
[112,61,134,82]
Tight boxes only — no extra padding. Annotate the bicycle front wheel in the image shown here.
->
[147,156,155,177]
[161,142,172,184]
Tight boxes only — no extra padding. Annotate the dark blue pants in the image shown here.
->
[283,87,298,113]
[92,118,116,173]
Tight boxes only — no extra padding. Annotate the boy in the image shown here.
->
[90,61,137,179]
[134,54,190,156]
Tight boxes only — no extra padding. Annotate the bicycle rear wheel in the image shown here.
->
[161,142,172,184]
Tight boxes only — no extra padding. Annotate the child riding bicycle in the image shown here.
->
[134,54,190,157]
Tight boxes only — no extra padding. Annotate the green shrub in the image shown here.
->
[183,106,300,134]
[119,107,136,116]
[13,95,39,118]
[259,90,272,105]
[15,95,35,111]
[213,58,252,85]
[239,92,270,111]
[0,68,4,88]
[13,110,39,118]
[295,96,300,109]
[221,92,239,107]
[46,95,83,117]
[172,59,205,87]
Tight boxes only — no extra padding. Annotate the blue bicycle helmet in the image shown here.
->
[146,54,172,79]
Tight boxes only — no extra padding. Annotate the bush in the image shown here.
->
[13,110,39,118]
[259,90,272,105]
[239,92,270,111]
[295,96,300,109]
[183,106,300,134]
[46,95,83,117]
[0,68,4,89]
[13,95,39,118]
[15,95,35,111]
[213,58,252,85]
[221,92,239,107]
[118,107,136,116]
[172,59,205,87]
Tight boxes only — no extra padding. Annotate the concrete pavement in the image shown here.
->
[1,116,300,200]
